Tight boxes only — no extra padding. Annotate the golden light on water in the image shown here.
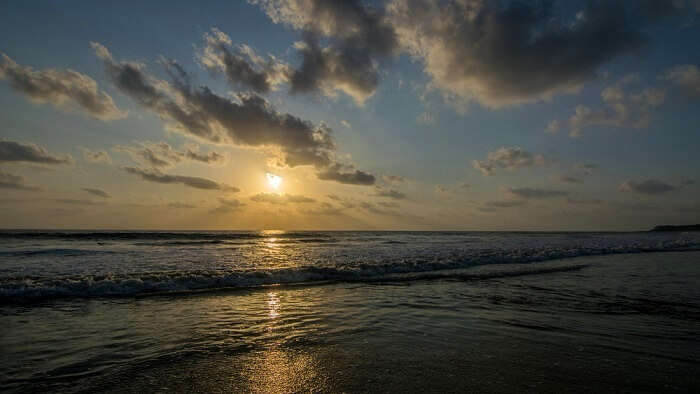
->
[267,292,280,319]
[266,173,282,190]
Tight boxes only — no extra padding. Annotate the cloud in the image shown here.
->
[478,199,527,212]
[505,187,568,199]
[210,197,245,213]
[0,140,73,165]
[417,111,435,125]
[83,188,110,198]
[184,148,225,164]
[358,201,403,216]
[198,28,288,93]
[662,64,700,97]
[557,175,583,184]
[0,171,40,191]
[574,163,597,175]
[52,198,104,205]
[253,0,398,104]
[123,166,238,191]
[434,185,449,194]
[299,201,344,216]
[619,179,676,195]
[93,42,374,184]
[317,163,376,185]
[250,192,316,204]
[81,148,112,164]
[377,201,400,208]
[472,147,546,175]
[374,186,407,200]
[0,53,126,120]
[567,76,665,137]
[381,174,405,184]
[566,196,604,205]
[115,141,225,168]
[388,0,650,108]
[168,202,196,209]
[340,120,351,129]
[545,120,560,134]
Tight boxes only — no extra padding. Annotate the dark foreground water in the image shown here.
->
[1,231,699,392]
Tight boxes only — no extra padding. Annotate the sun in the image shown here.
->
[266,173,282,190]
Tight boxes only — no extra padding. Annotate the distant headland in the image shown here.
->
[650,224,700,232]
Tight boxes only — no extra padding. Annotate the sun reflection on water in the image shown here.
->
[267,292,280,319]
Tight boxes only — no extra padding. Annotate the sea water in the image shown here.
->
[1,231,699,392]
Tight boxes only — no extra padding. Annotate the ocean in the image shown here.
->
[1,230,699,392]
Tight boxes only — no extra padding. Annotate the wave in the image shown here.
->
[2,243,698,304]
[0,231,334,242]
[0,248,117,257]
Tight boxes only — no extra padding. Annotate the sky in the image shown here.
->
[0,0,699,231]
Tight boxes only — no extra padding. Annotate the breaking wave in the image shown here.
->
[2,241,698,303]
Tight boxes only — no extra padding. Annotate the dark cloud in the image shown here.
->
[81,148,112,164]
[619,179,676,194]
[199,28,288,93]
[0,140,73,165]
[317,164,376,185]
[254,0,398,104]
[93,43,374,184]
[473,147,546,175]
[83,188,110,198]
[184,148,225,164]
[250,192,315,204]
[506,187,568,199]
[0,53,126,120]
[389,0,651,108]
[123,166,238,191]
[0,171,39,191]
[374,187,407,200]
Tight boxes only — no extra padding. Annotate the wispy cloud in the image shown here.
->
[250,192,316,204]
[473,147,546,176]
[83,188,110,198]
[123,166,238,191]
[619,179,676,195]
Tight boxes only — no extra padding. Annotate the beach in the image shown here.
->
[1,231,699,393]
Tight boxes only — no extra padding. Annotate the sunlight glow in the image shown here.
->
[266,173,282,190]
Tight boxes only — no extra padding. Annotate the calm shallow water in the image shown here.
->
[1,232,699,392]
